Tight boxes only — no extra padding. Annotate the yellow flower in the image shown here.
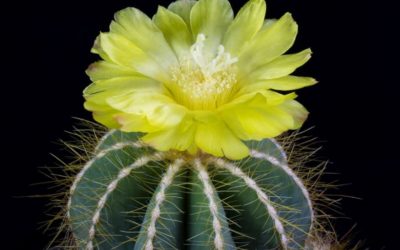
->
[84,0,317,160]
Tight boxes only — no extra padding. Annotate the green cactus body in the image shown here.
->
[68,130,313,249]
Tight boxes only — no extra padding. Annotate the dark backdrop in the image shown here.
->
[2,0,391,249]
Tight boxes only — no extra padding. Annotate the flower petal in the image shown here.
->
[110,7,179,71]
[114,113,158,133]
[190,0,234,55]
[91,35,111,61]
[222,0,266,55]
[168,0,197,27]
[97,33,170,82]
[279,99,309,129]
[107,92,187,129]
[84,102,126,129]
[221,92,307,140]
[240,76,317,93]
[263,18,277,29]
[84,77,161,95]
[86,61,141,81]
[245,48,312,81]
[238,12,298,78]
[222,107,291,140]
[93,109,122,128]
[142,115,196,151]
[84,77,163,128]
[194,113,249,160]
[227,89,296,108]
[153,6,193,60]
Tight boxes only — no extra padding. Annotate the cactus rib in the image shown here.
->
[94,129,116,152]
[250,149,314,223]
[134,160,186,250]
[211,157,289,249]
[269,138,288,160]
[193,159,225,250]
[67,130,314,249]
[143,159,185,250]
[67,140,144,218]
[188,160,235,249]
[85,152,165,250]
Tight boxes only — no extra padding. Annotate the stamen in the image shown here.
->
[190,34,208,70]
[170,34,238,110]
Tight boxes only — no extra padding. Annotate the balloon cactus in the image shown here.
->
[49,0,341,249]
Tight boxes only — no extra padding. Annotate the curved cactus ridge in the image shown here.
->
[68,130,314,249]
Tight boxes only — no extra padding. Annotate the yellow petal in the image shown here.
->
[86,61,141,81]
[221,92,306,140]
[110,7,179,71]
[84,77,162,96]
[84,89,128,113]
[222,0,266,55]
[190,0,233,55]
[93,110,121,128]
[194,114,249,160]
[238,13,298,78]
[85,90,125,113]
[107,92,174,114]
[91,35,111,61]
[168,0,197,27]
[97,33,139,66]
[97,33,170,82]
[107,92,187,129]
[226,89,296,109]
[84,79,159,131]
[245,48,312,81]
[263,19,277,29]
[221,107,292,140]
[84,79,160,113]
[142,115,196,151]
[153,6,193,60]
[240,76,317,93]
[114,113,158,133]
[84,97,110,112]
[278,99,309,129]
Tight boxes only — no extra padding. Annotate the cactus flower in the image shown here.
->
[84,0,316,160]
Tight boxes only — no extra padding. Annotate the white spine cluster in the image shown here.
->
[144,159,184,250]
[194,159,224,250]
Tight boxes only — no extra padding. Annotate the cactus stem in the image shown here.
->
[211,157,290,250]
[144,158,185,250]
[94,129,116,152]
[67,140,145,219]
[193,159,225,250]
[269,138,288,160]
[249,149,314,224]
[85,152,165,250]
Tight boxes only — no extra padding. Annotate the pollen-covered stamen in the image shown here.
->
[170,34,238,110]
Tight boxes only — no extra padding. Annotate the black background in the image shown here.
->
[2,0,391,249]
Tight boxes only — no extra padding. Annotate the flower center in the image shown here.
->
[169,34,238,110]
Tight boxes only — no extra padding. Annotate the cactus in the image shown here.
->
[67,129,314,249]
[55,0,334,248]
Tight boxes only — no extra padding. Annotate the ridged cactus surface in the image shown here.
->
[68,130,313,249]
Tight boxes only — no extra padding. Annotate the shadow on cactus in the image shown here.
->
[42,0,356,249]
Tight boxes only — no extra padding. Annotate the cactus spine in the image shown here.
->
[67,130,314,249]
